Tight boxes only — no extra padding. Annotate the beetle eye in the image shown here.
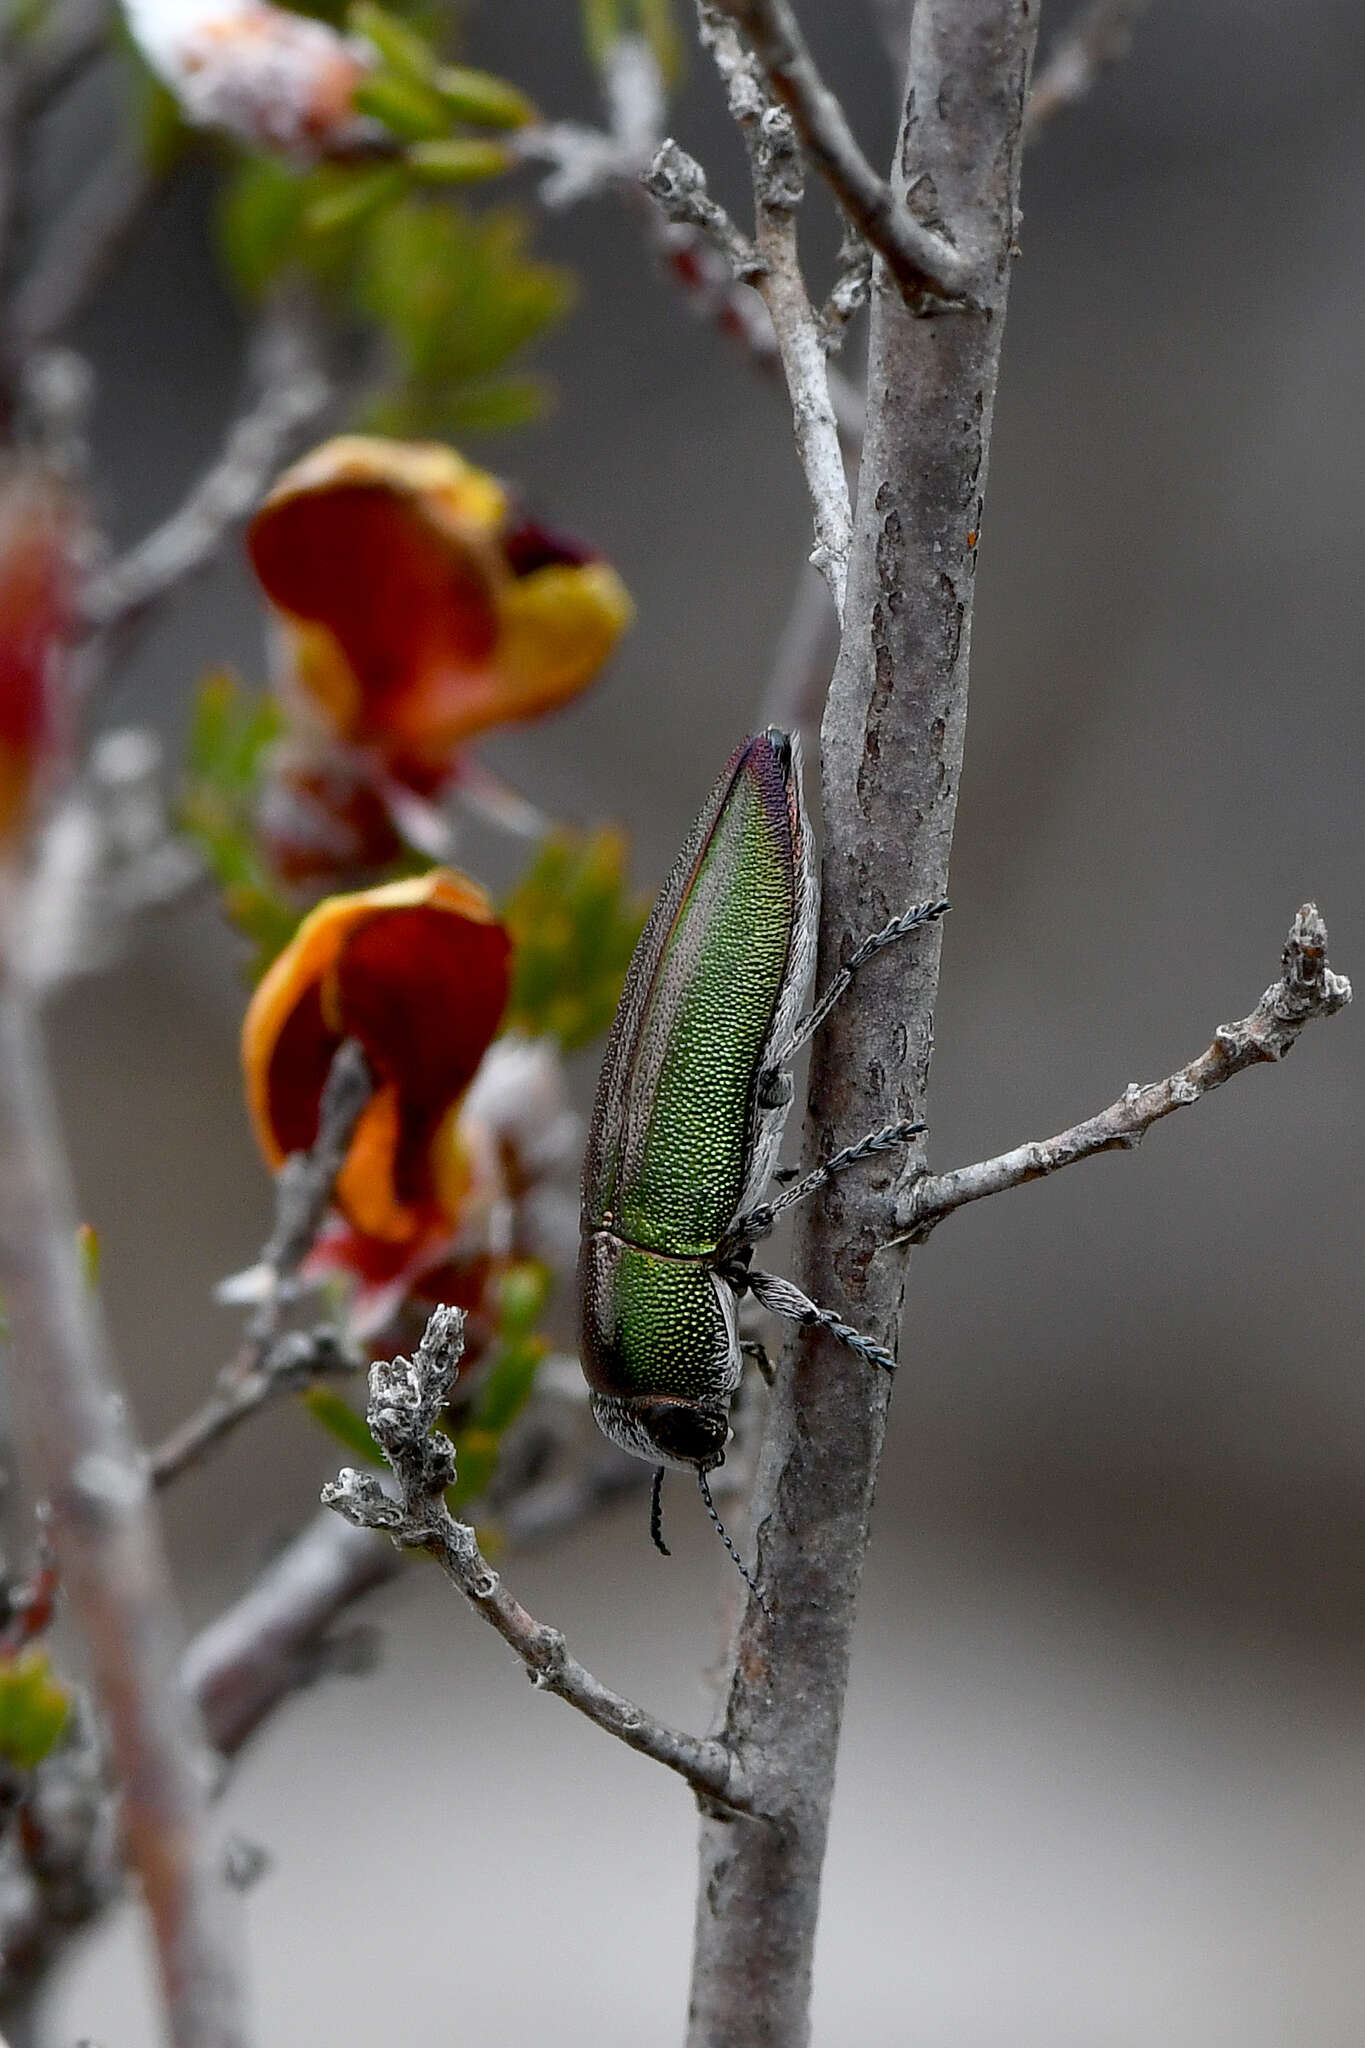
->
[637,1400,729,1471]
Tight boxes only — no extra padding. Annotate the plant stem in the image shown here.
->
[685,6,1039,2042]
[0,982,249,2047]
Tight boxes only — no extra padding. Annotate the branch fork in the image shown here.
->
[706,0,973,305]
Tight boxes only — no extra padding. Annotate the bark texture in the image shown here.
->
[686,6,1039,2043]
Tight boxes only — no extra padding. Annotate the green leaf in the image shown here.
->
[219,158,311,300]
[75,1223,100,1293]
[502,828,649,1053]
[180,672,301,981]
[304,160,412,233]
[406,138,511,184]
[352,199,573,432]
[352,71,449,141]
[446,1262,550,1516]
[348,1,435,82]
[431,65,536,130]
[301,1386,386,1467]
[365,372,547,438]
[187,671,281,795]
[0,1651,71,1772]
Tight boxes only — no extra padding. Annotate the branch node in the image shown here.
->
[705,0,972,303]
[642,139,763,279]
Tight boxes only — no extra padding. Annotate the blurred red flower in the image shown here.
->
[246,436,632,881]
[0,470,73,859]
[242,868,510,1254]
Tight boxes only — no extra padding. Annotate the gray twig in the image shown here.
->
[898,904,1352,1240]
[641,139,762,281]
[1025,0,1154,140]
[687,5,1040,2037]
[818,224,873,348]
[252,1036,373,1328]
[322,1307,753,1813]
[16,0,113,114]
[10,145,153,351]
[80,297,330,636]
[183,1510,398,1760]
[705,0,972,303]
[685,4,853,609]
[0,983,249,2045]
[150,1329,360,1491]
[521,35,863,445]
[149,1037,373,1488]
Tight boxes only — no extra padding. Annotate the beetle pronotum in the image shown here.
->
[578,728,946,1607]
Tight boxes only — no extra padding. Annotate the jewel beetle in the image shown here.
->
[578,728,947,1601]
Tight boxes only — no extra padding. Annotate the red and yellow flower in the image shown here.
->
[246,437,631,881]
[242,868,510,1261]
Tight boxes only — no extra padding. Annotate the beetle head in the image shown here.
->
[589,1391,729,1472]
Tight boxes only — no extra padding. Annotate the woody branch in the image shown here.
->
[688,4,1040,2041]
[322,1307,755,1814]
[899,903,1351,1240]
[0,979,249,2047]
[706,0,972,303]
[644,7,852,611]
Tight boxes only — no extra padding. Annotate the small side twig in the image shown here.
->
[10,144,154,351]
[665,8,853,608]
[642,139,762,281]
[16,0,113,114]
[758,561,838,730]
[898,904,1352,1240]
[149,1037,373,1487]
[80,295,331,637]
[252,1036,373,1328]
[150,1328,359,1490]
[520,37,863,444]
[706,0,971,303]
[322,1307,754,1815]
[1024,0,1154,141]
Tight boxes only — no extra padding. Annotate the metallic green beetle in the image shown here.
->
[578,728,946,1588]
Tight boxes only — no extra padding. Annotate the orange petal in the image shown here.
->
[333,1081,424,1243]
[241,868,510,1227]
[248,437,632,770]
[250,438,508,757]
[400,559,635,753]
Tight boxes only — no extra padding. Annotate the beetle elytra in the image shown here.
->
[578,728,947,1605]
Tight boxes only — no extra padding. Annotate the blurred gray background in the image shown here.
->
[27,0,1365,2040]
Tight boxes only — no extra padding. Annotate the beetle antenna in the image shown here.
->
[697,1471,770,1617]
[650,1466,670,1556]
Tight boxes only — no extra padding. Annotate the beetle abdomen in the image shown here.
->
[582,733,801,1256]
[578,1231,741,1404]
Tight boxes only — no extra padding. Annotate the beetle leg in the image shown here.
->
[745,1267,897,1373]
[726,1119,925,1250]
[769,898,950,1068]
[740,1337,776,1385]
